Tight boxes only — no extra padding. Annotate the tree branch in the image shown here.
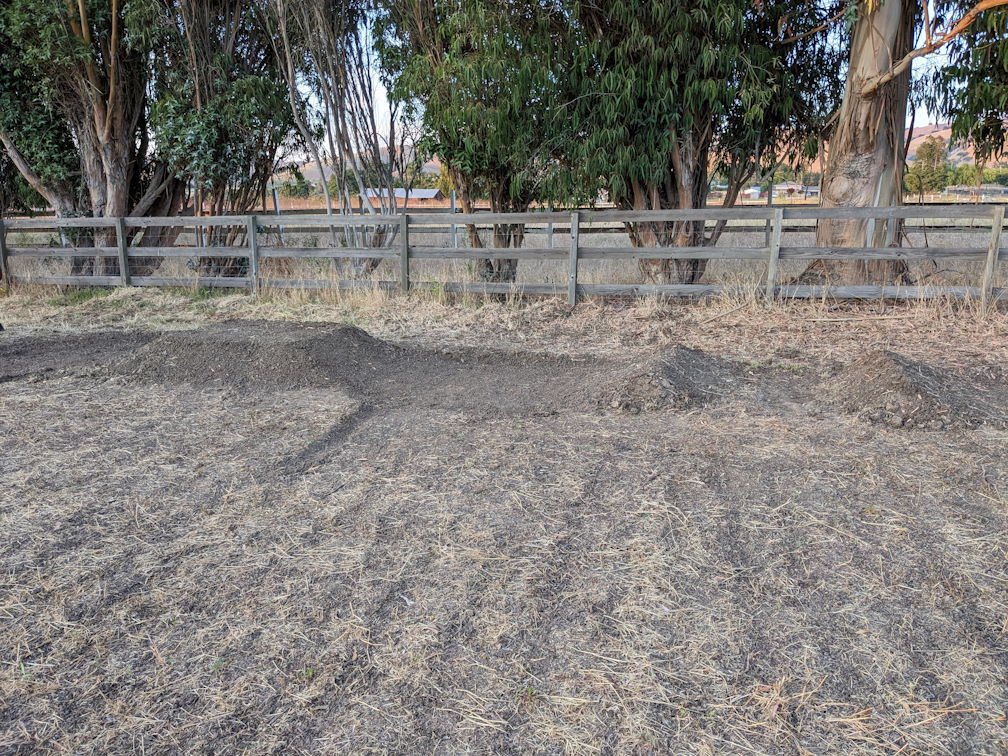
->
[863,0,1008,95]
[0,129,60,208]
[103,0,120,141]
[781,6,845,44]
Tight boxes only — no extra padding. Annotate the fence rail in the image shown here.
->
[1,204,1005,304]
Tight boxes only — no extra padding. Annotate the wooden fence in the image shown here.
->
[0,204,1005,305]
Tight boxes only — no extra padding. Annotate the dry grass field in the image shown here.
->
[1,287,1007,754]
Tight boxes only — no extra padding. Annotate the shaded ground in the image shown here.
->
[1,316,1006,754]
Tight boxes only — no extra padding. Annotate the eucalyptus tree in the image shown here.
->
[933,4,1008,177]
[797,0,1008,284]
[270,0,416,276]
[378,0,568,282]
[557,0,844,283]
[0,0,299,277]
[149,0,298,274]
[150,2,295,219]
[0,0,177,274]
[0,54,82,219]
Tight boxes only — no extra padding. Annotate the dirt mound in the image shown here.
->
[113,321,605,415]
[597,345,733,413]
[113,324,735,417]
[114,321,399,392]
[834,350,1008,430]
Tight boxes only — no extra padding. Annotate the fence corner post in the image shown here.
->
[115,217,130,286]
[981,205,1004,310]
[568,211,584,306]
[400,213,410,294]
[247,215,259,296]
[0,216,10,288]
[764,207,784,300]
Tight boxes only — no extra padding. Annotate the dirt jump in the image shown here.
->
[1,313,1006,754]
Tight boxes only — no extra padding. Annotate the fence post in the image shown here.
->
[450,191,458,249]
[115,217,130,286]
[764,207,784,299]
[0,216,10,287]
[568,211,580,307]
[981,205,1004,310]
[247,215,260,295]
[400,213,410,294]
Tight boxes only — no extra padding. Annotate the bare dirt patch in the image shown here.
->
[1,312,1007,754]
[0,329,152,384]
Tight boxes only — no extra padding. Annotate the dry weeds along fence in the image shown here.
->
[0,204,1005,304]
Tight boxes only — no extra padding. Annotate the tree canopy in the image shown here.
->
[3,0,1008,287]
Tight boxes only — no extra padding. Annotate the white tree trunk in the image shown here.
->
[806,0,915,284]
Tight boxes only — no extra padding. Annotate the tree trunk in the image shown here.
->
[484,221,522,283]
[630,136,710,285]
[802,0,916,285]
[484,188,524,283]
[449,167,523,284]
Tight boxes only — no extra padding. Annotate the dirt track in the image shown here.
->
[1,317,1006,754]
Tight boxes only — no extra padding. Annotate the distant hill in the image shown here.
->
[905,123,974,165]
[278,123,997,188]
[278,151,442,186]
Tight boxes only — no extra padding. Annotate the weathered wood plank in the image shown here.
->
[409,211,570,224]
[782,204,992,220]
[578,283,729,297]
[981,206,1005,309]
[400,214,410,294]
[261,278,399,292]
[780,246,988,260]
[258,246,397,260]
[13,274,121,286]
[130,276,251,288]
[126,246,250,258]
[0,217,9,285]
[776,284,984,300]
[247,216,260,296]
[115,218,130,286]
[256,213,401,226]
[408,246,566,260]
[4,217,117,230]
[411,222,996,236]
[8,246,121,260]
[124,215,251,228]
[583,207,776,223]
[577,246,769,260]
[4,205,998,235]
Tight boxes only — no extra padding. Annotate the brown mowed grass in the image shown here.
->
[0,288,1007,754]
